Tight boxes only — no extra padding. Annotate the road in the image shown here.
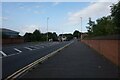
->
[20,40,119,78]
[2,41,72,79]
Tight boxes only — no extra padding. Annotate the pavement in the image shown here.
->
[2,41,71,79]
[20,40,119,78]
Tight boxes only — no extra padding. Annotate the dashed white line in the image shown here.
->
[24,47,33,51]
[14,48,22,53]
[0,51,7,56]
[35,45,39,47]
[7,54,16,57]
[40,45,44,48]
[30,46,39,49]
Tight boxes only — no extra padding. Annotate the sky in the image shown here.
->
[1,1,118,36]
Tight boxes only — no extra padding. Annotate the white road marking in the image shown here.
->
[2,53,20,58]
[30,46,39,49]
[35,45,39,47]
[40,45,44,48]
[35,45,44,48]
[5,41,74,79]
[7,54,16,57]
[14,48,22,53]
[24,47,32,51]
[0,51,7,56]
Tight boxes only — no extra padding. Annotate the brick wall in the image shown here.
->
[2,38,24,44]
[81,40,119,66]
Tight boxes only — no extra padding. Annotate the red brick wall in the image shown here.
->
[82,40,119,66]
[2,38,24,44]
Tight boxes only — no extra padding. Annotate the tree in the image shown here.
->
[92,16,114,36]
[24,33,33,42]
[52,32,58,41]
[41,33,47,41]
[73,30,81,38]
[86,17,95,36]
[111,1,120,34]
[47,32,53,40]
[64,34,73,41]
[32,29,41,41]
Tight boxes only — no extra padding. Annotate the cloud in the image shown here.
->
[52,2,60,6]
[19,25,40,35]
[67,2,113,25]
[33,10,44,14]
[35,5,42,8]
[34,11,40,14]
[0,16,8,21]
[19,6,25,9]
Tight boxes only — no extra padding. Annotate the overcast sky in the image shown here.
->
[1,1,118,35]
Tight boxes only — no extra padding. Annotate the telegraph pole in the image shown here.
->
[80,17,82,40]
[47,17,49,42]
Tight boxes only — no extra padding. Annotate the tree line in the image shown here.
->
[23,29,81,42]
[24,30,58,42]
[86,1,120,37]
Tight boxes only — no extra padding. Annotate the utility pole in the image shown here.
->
[80,17,82,40]
[47,17,49,42]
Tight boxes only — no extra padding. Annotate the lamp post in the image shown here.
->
[80,17,82,40]
[47,17,49,42]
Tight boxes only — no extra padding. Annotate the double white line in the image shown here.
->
[5,41,74,80]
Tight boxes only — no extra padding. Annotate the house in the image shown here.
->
[0,28,24,44]
[58,36,67,42]
[0,28,19,38]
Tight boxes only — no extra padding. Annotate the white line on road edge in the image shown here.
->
[14,48,22,53]
[24,47,32,51]
[5,41,74,80]
[0,51,7,56]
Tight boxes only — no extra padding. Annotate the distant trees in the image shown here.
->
[24,33,33,42]
[86,1,120,37]
[24,29,86,42]
[32,30,41,41]
[59,33,73,41]
[23,29,58,42]
[73,30,81,38]
[65,34,73,40]
[52,32,58,41]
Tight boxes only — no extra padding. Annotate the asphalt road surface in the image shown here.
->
[21,40,119,78]
[2,41,71,79]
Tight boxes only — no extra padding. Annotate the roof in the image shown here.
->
[0,28,19,33]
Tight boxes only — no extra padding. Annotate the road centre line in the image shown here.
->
[0,51,7,56]
[14,48,22,53]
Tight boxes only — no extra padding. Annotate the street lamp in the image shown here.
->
[47,17,49,41]
[80,17,82,40]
